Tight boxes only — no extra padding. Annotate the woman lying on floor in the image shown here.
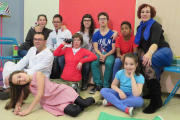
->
[5,71,101,117]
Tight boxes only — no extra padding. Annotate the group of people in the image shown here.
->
[0,3,173,118]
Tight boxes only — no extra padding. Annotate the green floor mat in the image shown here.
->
[98,112,148,120]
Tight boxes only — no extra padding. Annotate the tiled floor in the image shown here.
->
[0,86,180,120]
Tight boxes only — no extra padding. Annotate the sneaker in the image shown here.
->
[0,91,10,100]
[72,83,80,94]
[125,107,134,117]
[102,99,113,106]
[0,86,4,92]
[89,85,102,94]
[81,82,88,91]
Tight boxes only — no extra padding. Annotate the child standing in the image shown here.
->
[112,21,138,81]
[5,71,101,117]
[100,53,144,117]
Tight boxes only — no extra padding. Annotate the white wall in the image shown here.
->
[24,0,59,40]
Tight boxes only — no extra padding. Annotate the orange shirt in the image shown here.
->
[115,35,138,55]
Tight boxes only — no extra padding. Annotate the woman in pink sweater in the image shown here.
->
[53,33,97,92]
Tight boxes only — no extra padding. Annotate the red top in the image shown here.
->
[54,44,97,81]
[115,35,138,55]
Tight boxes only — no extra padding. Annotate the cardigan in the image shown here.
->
[54,44,97,81]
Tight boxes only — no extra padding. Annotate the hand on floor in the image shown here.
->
[18,109,30,116]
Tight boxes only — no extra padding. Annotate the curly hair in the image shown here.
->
[137,4,156,19]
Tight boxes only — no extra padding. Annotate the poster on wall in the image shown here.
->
[59,0,136,35]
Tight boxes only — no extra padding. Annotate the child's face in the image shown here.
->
[124,57,138,74]
[121,24,131,37]
[12,73,30,85]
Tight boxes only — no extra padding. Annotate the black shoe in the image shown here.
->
[142,94,150,99]
[89,85,102,94]
[143,98,162,114]
[0,91,10,100]
[81,82,88,91]
[72,83,80,94]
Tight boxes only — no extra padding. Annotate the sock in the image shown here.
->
[125,107,129,114]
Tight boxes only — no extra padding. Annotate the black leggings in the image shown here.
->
[64,96,95,117]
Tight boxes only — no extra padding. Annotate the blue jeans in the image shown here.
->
[50,56,61,79]
[112,58,123,82]
[81,62,91,80]
[100,88,143,112]
[58,55,65,72]
[18,50,28,57]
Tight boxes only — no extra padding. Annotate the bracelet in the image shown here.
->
[149,50,154,54]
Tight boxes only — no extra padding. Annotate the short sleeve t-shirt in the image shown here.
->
[115,35,138,56]
[92,29,115,53]
[115,69,145,93]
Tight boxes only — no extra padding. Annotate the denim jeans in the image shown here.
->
[18,49,28,57]
[112,58,123,82]
[50,56,61,79]
[101,88,143,112]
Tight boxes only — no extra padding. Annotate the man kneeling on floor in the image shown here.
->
[0,32,54,100]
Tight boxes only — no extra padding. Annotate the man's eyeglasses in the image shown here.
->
[99,18,107,21]
[52,21,61,24]
[34,38,44,41]
[83,20,91,22]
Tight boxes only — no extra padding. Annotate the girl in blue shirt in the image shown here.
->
[100,53,145,117]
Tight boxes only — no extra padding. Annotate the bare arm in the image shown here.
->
[19,71,45,116]
[111,78,127,99]
[104,43,115,58]
[131,76,143,97]
[93,42,103,56]
[133,47,138,53]
[143,44,158,66]
[116,47,122,59]
[14,91,24,115]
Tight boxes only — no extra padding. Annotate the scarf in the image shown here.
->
[135,18,156,45]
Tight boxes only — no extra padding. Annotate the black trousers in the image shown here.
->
[64,96,95,117]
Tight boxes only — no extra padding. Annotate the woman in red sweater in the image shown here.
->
[54,33,97,93]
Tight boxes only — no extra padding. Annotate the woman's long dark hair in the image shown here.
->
[123,53,141,76]
[5,71,30,110]
[80,14,95,43]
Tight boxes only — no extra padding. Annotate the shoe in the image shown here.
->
[143,79,162,114]
[0,91,10,100]
[92,91,102,104]
[81,82,88,91]
[125,107,134,117]
[89,85,102,94]
[102,99,113,106]
[142,94,150,99]
[72,83,80,94]
[0,86,4,92]
[129,107,134,117]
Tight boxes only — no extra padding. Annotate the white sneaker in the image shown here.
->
[102,99,113,106]
[129,107,134,117]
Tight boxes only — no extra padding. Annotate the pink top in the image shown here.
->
[30,73,79,116]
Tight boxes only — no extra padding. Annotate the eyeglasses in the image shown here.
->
[99,18,107,21]
[33,38,44,41]
[83,20,91,22]
[52,21,61,24]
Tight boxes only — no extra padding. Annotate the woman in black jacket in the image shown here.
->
[135,4,173,114]
[18,14,52,57]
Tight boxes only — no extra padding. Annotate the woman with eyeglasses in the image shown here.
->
[18,14,52,57]
[77,14,118,91]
